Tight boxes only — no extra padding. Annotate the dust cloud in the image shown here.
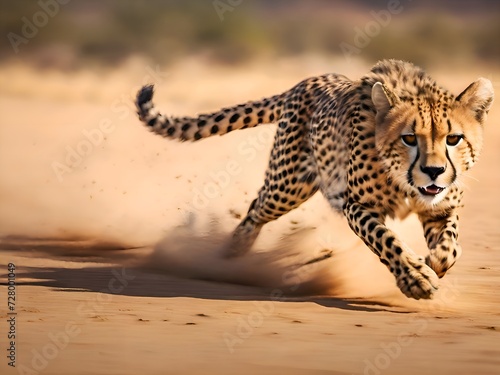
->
[0,61,413,302]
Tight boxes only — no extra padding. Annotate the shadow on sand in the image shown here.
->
[0,235,407,313]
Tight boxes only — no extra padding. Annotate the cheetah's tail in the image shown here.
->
[136,84,285,142]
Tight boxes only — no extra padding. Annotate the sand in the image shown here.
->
[1,57,499,375]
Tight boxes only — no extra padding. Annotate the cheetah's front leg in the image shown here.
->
[420,211,462,278]
[344,202,439,299]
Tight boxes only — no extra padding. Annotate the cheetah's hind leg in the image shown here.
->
[223,211,264,258]
[222,140,319,257]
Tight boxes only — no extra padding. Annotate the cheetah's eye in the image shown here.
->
[401,134,417,147]
[446,134,463,147]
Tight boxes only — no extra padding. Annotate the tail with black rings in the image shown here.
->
[136,84,284,142]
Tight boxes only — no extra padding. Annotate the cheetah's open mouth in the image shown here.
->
[418,184,445,196]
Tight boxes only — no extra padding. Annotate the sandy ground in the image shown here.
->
[0,57,499,375]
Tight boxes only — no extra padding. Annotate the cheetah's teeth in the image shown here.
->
[418,184,445,196]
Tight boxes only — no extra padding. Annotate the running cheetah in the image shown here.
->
[135,59,493,299]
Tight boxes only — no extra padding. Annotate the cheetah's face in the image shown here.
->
[372,79,494,204]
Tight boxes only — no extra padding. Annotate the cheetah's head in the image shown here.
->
[371,78,494,204]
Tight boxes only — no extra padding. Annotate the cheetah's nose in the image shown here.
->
[420,165,446,180]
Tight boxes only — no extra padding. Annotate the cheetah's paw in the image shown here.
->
[396,253,439,300]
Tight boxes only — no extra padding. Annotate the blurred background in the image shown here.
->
[1,0,500,70]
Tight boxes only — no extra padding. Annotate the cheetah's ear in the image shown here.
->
[455,78,494,123]
[371,82,400,120]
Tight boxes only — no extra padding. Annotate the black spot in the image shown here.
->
[245,107,253,114]
[354,210,363,220]
[194,132,202,140]
[244,116,252,124]
[229,113,240,123]
[210,125,219,134]
[359,215,370,226]
[385,237,394,248]
[181,123,190,131]
[167,127,175,136]
[214,114,225,122]
[147,118,156,126]
[394,246,402,255]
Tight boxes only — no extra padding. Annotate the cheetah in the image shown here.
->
[136,59,493,300]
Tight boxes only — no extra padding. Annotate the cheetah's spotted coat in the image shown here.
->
[136,60,493,299]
